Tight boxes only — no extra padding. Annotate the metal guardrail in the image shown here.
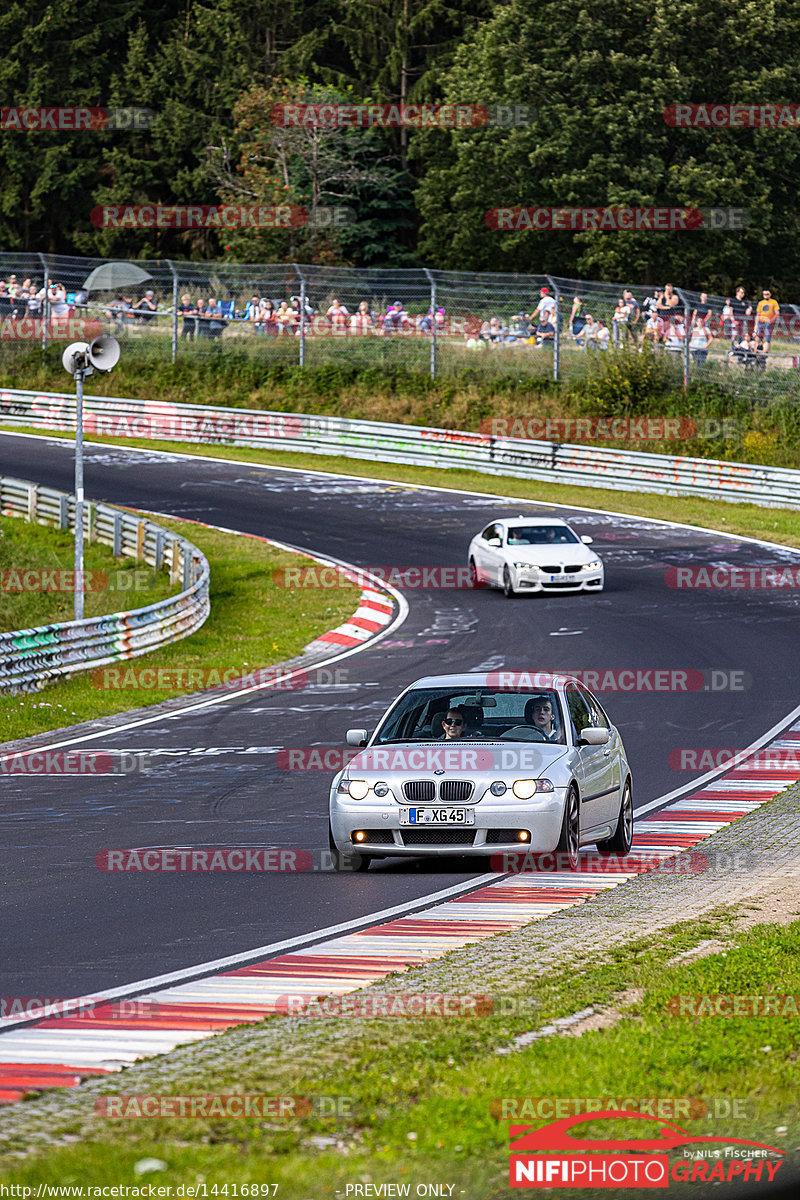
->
[0,387,795,510]
[0,474,210,693]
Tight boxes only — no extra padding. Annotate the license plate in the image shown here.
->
[399,807,475,826]
[550,575,560,582]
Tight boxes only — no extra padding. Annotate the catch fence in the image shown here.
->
[1,253,799,400]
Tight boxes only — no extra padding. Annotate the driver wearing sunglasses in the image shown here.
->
[438,707,467,740]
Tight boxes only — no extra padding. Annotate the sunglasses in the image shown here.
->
[443,717,464,725]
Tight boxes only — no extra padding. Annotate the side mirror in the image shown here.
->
[346,728,369,747]
[581,535,594,544]
[579,727,610,746]
[488,537,502,548]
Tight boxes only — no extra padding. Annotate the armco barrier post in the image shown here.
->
[424,268,437,380]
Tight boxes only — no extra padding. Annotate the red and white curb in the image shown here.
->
[308,587,394,649]
[1,721,798,1106]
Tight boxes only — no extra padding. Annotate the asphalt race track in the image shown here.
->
[1,432,798,1000]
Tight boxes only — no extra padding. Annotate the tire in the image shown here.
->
[469,557,480,589]
[597,781,633,855]
[503,566,517,599]
[555,785,580,870]
[328,820,371,872]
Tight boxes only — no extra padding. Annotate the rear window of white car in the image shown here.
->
[507,525,579,545]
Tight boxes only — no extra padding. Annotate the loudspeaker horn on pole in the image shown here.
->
[61,342,90,375]
[87,335,121,372]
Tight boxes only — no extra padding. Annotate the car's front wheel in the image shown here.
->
[555,785,580,870]
[503,566,517,599]
[328,820,371,872]
[597,781,633,855]
[469,557,480,588]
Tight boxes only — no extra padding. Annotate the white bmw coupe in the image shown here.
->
[468,516,604,598]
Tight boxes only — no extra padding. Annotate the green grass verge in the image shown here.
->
[0,914,796,1196]
[0,515,175,634]
[5,424,800,550]
[0,515,357,744]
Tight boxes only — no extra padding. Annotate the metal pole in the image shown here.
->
[38,253,49,355]
[677,288,691,394]
[294,264,306,367]
[74,368,85,621]
[546,276,560,382]
[424,268,436,380]
[167,260,178,363]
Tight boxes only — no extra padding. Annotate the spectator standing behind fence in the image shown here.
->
[612,298,630,346]
[622,290,640,342]
[721,298,734,344]
[657,284,680,333]
[754,289,779,355]
[48,281,70,324]
[575,313,596,348]
[730,286,752,348]
[569,296,587,341]
[178,294,196,340]
[641,288,661,328]
[690,318,713,364]
[691,291,713,329]
[531,287,556,326]
[594,319,610,350]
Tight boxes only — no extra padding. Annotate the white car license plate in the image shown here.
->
[399,807,475,826]
[550,574,560,582]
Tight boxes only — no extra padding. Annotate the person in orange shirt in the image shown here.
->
[754,289,780,354]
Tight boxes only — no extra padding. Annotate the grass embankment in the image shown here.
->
[0,515,356,744]
[0,515,174,633]
[0,914,796,1196]
[2,342,800,468]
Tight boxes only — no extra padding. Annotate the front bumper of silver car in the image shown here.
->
[329,790,566,858]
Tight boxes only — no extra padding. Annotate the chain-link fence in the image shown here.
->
[1,252,798,399]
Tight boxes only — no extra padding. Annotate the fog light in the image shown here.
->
[517,830,530,842]
[352,830,367,843]
[490,781,507,797]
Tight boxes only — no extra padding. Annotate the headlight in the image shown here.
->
[513,561,532,570]
[372,781,390,797]
[512,779,554,798]
[490,780,507,796]
[346,779,369,800]
[583,560,602,570]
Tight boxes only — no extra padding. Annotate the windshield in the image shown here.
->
[373,687,566,745]
[507,525,579,546]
